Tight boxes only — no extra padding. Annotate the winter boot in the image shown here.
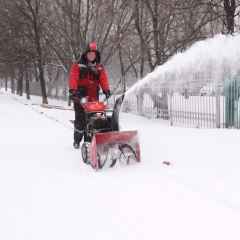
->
[73,142,80,149]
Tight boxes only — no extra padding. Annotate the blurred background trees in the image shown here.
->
[0,0,239,103]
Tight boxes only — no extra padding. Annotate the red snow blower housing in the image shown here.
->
[77,95,140,170]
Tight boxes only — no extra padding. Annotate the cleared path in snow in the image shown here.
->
[0,92,240,240]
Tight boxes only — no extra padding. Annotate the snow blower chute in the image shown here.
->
[77,95,140,170]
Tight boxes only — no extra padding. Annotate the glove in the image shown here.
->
[76,87,86,98]
[69,89,76,100]
[103,90,111,99]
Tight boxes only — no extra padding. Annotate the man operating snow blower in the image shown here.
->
[68,42,140,170]
[68,42,111,149]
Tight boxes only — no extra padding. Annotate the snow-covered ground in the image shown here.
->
[1,89,240,240]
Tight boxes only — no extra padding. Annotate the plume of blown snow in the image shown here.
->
[125,34,240,96]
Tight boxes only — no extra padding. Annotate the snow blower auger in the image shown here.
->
[77,95,140,170]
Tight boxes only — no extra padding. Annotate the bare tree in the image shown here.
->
[16,0,48,103]
[224,0,236,33]
[1,0,240,102]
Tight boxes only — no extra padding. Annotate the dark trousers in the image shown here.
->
[73,102,85,144]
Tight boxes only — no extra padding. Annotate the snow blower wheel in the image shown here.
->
[81,142,90,165]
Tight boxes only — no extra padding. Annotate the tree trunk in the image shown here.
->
[10,71,15,94]
[31,0,48,104]
[34,63,39,82]
[224,0,236,34]
[38,62,48,104]
[5,77,8,91]
[17,65,24,96]
[25,70,31,100]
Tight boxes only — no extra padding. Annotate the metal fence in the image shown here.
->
[121,81,240,129]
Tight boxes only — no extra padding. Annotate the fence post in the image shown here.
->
[169,90,173,126]
[216,84,221,128]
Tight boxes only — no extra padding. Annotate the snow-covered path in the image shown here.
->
[0,91,240,240]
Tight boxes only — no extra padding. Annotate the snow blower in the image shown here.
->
[76,95,140,170]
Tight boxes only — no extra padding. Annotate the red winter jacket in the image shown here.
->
[68,63,110,101]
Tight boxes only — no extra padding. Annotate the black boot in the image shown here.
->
[73,142,80,149]
[73,131,83,149]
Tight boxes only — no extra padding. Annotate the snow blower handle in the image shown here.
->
[103,90,111,99]
[102,90,111,104]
